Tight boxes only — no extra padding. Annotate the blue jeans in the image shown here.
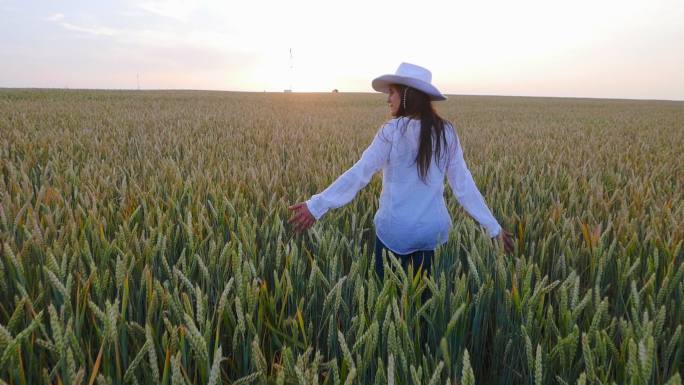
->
[374,236,434,281]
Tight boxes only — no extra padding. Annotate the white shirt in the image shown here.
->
[305,117,502,254]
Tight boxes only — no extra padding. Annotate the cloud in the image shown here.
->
[59,22,117,37]
[42,12,119,37]
[137,0,197,22]
[45,13,64,21]
[49,15,253,55]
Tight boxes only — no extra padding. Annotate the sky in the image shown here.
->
[1,0,683,100]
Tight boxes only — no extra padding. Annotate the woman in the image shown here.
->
[289,62,514,280]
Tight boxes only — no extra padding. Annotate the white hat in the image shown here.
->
[372,62,447,101]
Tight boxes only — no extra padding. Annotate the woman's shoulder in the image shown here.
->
[439,119,456,134]
[441,120,461,148]
[378,117,405,136]
[382,116,413,127]
[442,119,456,131]
[374,119,396,143]
[380,116,418,133]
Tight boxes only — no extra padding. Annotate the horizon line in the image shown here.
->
[1,86,683,103]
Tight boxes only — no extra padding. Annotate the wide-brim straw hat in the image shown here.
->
[372,62,447,101]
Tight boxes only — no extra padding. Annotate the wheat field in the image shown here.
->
[0,89,682,384]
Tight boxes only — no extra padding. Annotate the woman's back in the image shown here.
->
[382,116,456,186]
[375,117,458,253]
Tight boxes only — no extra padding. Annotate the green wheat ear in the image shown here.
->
[145,324,160,384]
[428,361,444,385]
[208,346,222,385]
[171,352,185,385]
[462,349,475,385]
[387,353,395,385]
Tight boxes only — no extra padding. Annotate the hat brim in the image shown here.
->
[372,75,447,101]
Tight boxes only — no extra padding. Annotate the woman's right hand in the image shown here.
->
[496,230,515,254]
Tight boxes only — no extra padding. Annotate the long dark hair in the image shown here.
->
[393,84,449,183]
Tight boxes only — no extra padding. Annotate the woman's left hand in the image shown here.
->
[288,202,316,233]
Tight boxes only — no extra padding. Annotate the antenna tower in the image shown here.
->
[284,48,293,93]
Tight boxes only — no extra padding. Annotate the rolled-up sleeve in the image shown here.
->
[305,124,392,219]
[446,133,502,238]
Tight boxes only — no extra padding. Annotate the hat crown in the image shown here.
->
[395,62,432,84]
